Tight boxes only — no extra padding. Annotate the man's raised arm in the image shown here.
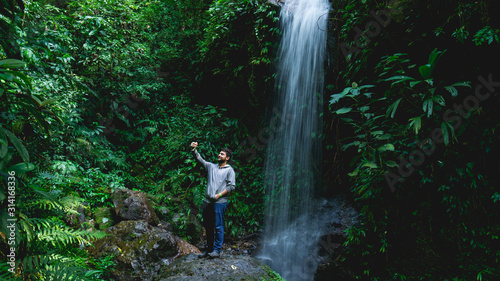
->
[191,142,209,169]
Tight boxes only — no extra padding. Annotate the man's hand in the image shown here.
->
[190,142,198,150]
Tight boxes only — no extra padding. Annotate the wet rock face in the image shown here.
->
[112,188,159,226]
[313,197,359,281]
[155,253,279,281]
[88,220,200,281]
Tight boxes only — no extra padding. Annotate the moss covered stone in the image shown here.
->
[95,207,115,230]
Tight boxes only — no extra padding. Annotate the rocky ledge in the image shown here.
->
[155,253,281,281]
[87,188,279,280]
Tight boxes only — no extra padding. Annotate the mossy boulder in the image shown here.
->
[88,220,200,281]
[112,188,159,226]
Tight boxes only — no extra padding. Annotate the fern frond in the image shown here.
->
[0,262,20,280]
[38,170,56,179]
[30,187,65,212]
[37,225,106,247]
[20,253,88,281]
[18,212,37,242]
[30,198,63,212]
[60,195,86,215]
[19,217,107,246]
[30,193,86,216]
[18,216,61,243]
[44,262,86,281]
[15,171,30,182]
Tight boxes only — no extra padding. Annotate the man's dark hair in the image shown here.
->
[221,148,232,160]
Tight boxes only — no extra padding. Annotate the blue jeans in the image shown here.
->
[202,202,227,253]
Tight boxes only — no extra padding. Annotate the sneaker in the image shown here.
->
[208,251,220,258]
[198,251,210,258]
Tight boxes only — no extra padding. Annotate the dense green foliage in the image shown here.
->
[328,0,500,280]
[1,0,499,280]
[1,0,278,279]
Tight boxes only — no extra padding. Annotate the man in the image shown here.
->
[190,142,236,258]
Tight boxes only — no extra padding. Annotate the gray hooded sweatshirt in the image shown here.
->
[193,149,235,203]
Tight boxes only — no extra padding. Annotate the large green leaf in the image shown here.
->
[378,143,395,152]
[1,69,31,89]
[419,48,446,79]
[377,133,392,140]
[442,121,457,146]
[38,97,58,107]
[0,129,7,158]
[449,81,471,88]
[409,116,422,134]
[0,72,15,81]
[8,162,35,174]
[386,98,402,118]
[419,64,432,79]
[383,75,416,85]
[1,128,29,164]
[441,122,449,146]
[0,210,12,241]
[433,95,446,106]
[409,80,423,88]
[444,81,470,97]
[384,160,399,168]
[422,99,433,117]
[0,150,13,171]
[336,107,352,114]
[12,100,51,134]
[330,87,351,105]
[428,48,446,68]
[362,162,378,169]
[444,86,458,97]
[0,59,26,69]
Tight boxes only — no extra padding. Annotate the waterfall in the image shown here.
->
[258,0,330,280]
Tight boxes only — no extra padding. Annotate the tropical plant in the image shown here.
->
[331,46,499,279]
[0,0,24,58]
[197,0,279,120]
[1,179,108,280]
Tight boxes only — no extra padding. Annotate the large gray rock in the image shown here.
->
[155,253,282,281]
[88,220,200,281]
[112,188,159,226]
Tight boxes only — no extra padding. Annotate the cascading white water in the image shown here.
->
[259,0,330,280]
